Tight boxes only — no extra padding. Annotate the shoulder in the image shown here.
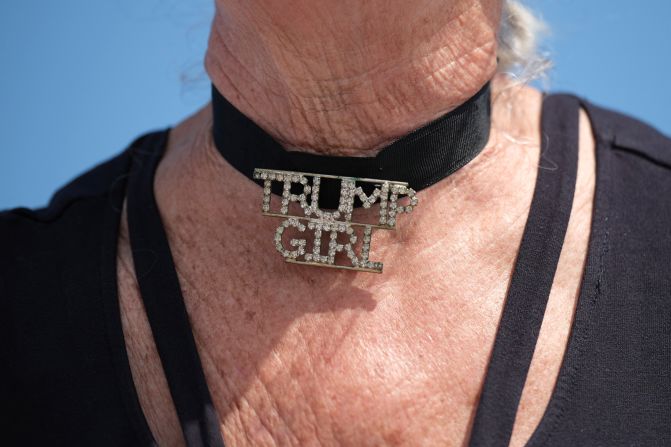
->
[577,98,671,223]
[0,130,168,443]
[0,129,169,292]
[576,98,671,223]
[0,130,164,281]
[0,129,168,350]
[0,128,169,309]
[577,99,671,281]
[580,98,671,170]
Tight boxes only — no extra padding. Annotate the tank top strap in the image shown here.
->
[467,94,581,446]
[125,132,226,447]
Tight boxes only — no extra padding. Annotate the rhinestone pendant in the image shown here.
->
[253,168,418,273]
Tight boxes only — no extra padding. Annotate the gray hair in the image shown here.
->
[497,0,550,81]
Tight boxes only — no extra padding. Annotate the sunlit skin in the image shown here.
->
[205,0,500,155]
[117,1,596,446]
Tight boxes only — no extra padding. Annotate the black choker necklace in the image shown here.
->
[211,82,491,273]
[211,82,491,208]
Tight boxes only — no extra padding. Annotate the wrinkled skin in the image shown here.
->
[117,1,597,446]
[205,0,501,154]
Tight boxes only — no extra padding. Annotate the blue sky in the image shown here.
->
[1,0,669,209]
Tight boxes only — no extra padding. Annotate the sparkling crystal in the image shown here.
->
[257,169,417,272]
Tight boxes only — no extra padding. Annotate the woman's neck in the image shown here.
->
[205,0,500,156]
[156,0,540,271]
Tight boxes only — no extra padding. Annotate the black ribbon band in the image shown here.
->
[211,82,491,208]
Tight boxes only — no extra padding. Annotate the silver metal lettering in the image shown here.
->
[254,168,418,273]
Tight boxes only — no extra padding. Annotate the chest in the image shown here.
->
[199,291,503,447]
[118,230,580,447]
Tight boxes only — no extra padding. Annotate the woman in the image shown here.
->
[2,1,669,446]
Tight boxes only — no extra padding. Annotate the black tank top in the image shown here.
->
[2,93,670,446]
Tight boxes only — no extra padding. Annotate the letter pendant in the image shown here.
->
[253,169,418,273]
